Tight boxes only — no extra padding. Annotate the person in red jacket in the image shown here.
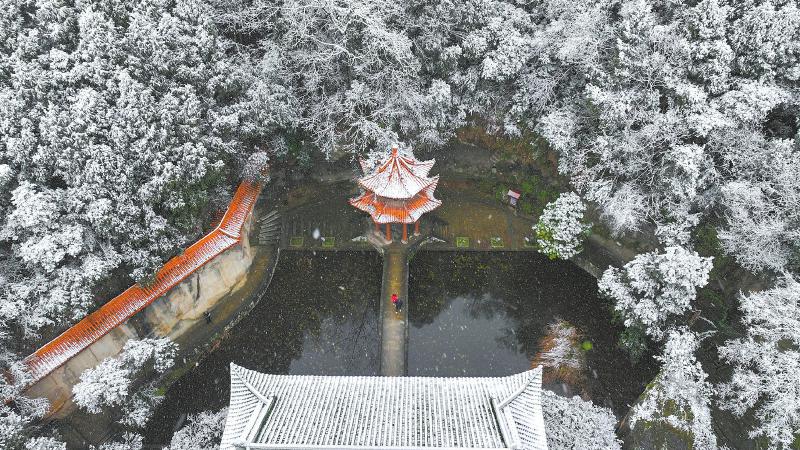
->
[391,293,403,312]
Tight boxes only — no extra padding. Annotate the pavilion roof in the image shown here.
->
[359,149,436,179]
[222,364,548,450]
[357,147,438,199]
[350,178,441,224]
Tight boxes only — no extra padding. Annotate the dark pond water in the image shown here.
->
[143,251,382,446]
[408,251,658,415]
[143,249,656,446]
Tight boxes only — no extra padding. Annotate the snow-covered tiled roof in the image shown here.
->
[357,147,438,199]
[222,364,548,450]
[24,181,263,384]
[358,147,435,179]
[350,178,442,224]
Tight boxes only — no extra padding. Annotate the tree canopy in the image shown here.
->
[2,0,800,447]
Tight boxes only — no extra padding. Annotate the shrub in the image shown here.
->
[533,192,591,260]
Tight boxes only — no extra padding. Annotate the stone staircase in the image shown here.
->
[257,210,282,245]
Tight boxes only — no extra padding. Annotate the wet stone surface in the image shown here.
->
[143,251,382,446]
[408,251,658,417]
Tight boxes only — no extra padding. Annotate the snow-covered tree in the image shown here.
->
[630,328,717,449]
[542,390,621,450]
[168,408,227,450]
[0,358,60,450]
[95,433,143,450]
[533,192,591,260]
[214,0,461,156]
[599,247,713,340]
[119,383,165,429]
[718,275,800,448]
[0,0,294,348]
[532,0,800,270]
[73,357,131,415]
[537,0,718,234]
[242,151,271,183]
[73,338,176,414]
[535,321,584,371]
[23,437,66,450]
[716,137,800,274]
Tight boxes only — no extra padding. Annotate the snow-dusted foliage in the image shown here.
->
[536,321,584,371]
[73,357,131,414]
[599,247,713,340]
[73,338,176,414]
[631,329,717,449]
[717,139,800,274]
[0,356,60,449]
[541,390,621,450]
[168,408,228,450]
[530,0,800,270]
[96,433,143,450]
[533,192,591,260]
[242,152,271,183]
[23,437,66,450]
[718,275,800,447]
[0,0,294,347]
[214,0,462,156]
[412,0,616,139]
[119,383,165,429]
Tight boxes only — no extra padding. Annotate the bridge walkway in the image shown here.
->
[379,245,409,376]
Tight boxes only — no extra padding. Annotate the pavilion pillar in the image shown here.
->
[374,220,380,234]
[386,223,392,242]
[402,223,408,243]
[414,220,420,236]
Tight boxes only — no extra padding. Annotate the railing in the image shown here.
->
[23,181,262,384]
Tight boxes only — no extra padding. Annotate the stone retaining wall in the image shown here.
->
[24,195,256,419]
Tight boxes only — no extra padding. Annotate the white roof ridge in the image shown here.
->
[497,366,540,409]
[223,366,547,450]
[496,367,548,450]
[234,364,538,383]
[231,363,275,406]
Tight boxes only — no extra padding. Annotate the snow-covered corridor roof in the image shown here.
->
[222,364,548,450]
[24,182,262,384]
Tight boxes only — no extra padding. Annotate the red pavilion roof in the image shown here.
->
[350,191,441,224]
[351,145,441,224]
[357,147,438,199]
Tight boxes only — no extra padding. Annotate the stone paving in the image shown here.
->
[275,179,540,253]
[379,245,409,376]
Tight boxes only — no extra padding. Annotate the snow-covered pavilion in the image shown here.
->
[221,363,548,450]
[350,145,441,243]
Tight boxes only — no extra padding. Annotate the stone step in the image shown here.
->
[259,210,280,223]
[258,233,281,242]
[260,223,281,232]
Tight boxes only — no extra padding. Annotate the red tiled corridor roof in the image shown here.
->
[24,181,262,384]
